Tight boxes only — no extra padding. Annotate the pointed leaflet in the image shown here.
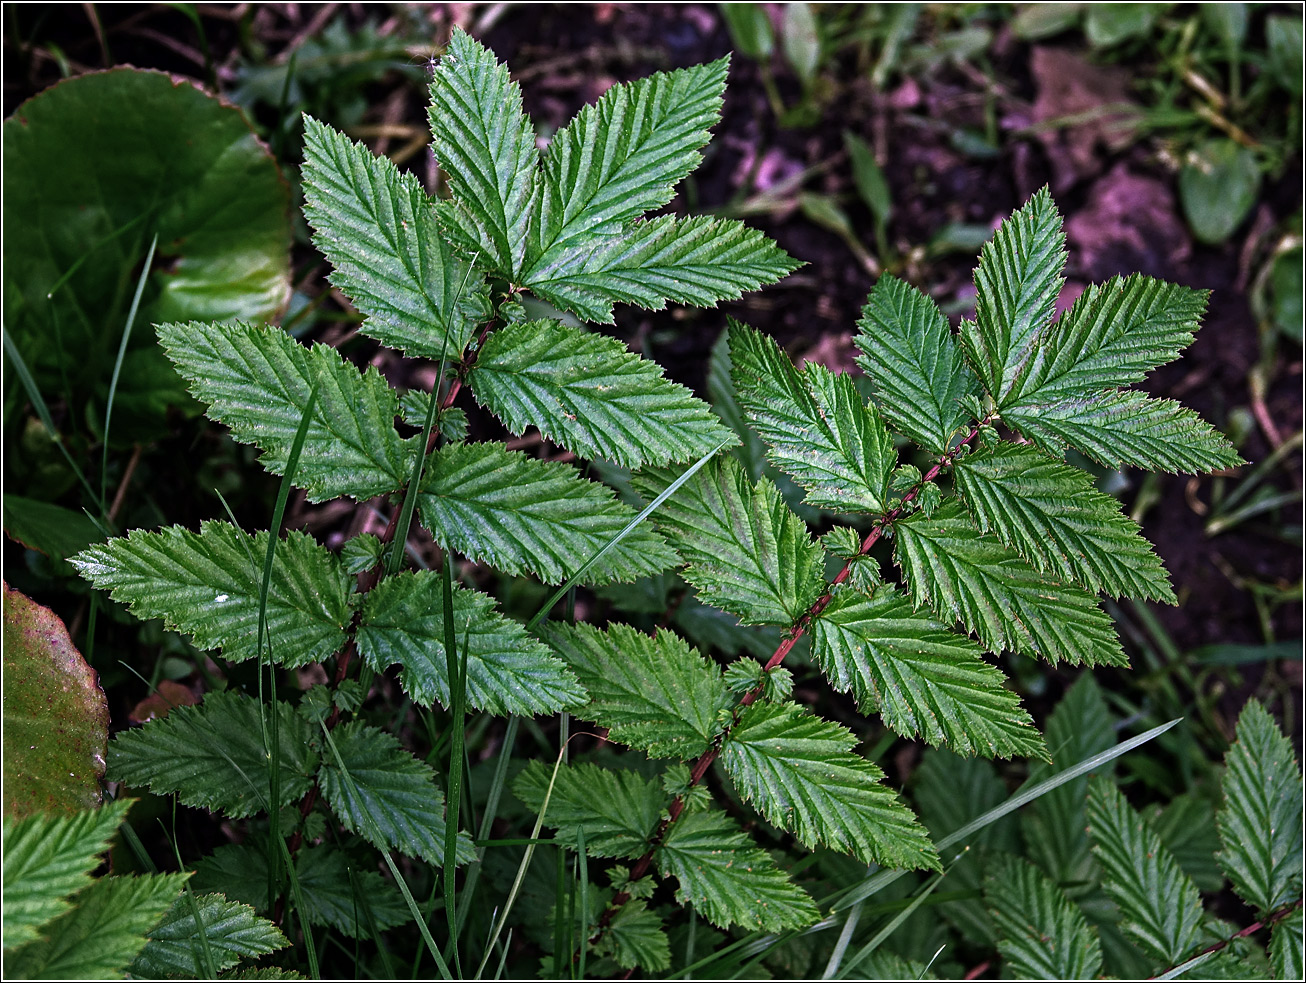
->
[73,521,351,668]
[855,274,979,454]
[893,500,1125,666]
[513,761,666,859]
[524,214,798,325]
[1272,909,1304,983]
[2,799,133,947]
[959,187,1066,403]
[606,899,671,973]
[293,847,409,939]
[541,623,729,759]
[356,571,585,716]
[984,855,1103,981]
[1008,274,1207,406]
[156,321,413,501]
[1215,700,1303,915]
[300,117,488,360]
[1003,388,1242,474]
[730,320,894,512]
[810,585,1042,758]
[128,894,288,978]
[632,455,824,625]
[417,442,678,585]
[526,57,727,272]
[107,690,318,819]
[468,318,735,468]
[2,873,189,980]
[953,441,1173,601]
[318,722,474,866]
[428,28,537,278]
[720,701,939,870]
[1086,776,1204,966]
[654,808,818,932]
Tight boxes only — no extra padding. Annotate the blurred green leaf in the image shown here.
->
[1012,3,1085,40]
[2,583,108,817]
[718,3,774,61]
[1180,139,1260,245]
[782,2,821,86]
[844,131,892,226]
[2,496,103,575]
[1084,3,1168,48]
[1271,246,1303,343]
[1201,4,1247,48]
[1267,15,1305,97]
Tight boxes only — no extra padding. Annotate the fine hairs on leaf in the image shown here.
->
[62,25,1262,980]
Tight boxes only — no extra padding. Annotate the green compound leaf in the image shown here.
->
[1002,388,1243,475]
[300,116,488,360]
[317,722,474,867]
[107,690,318,820]
[984,854,1103,980]
[541,622,730,759]
[606,899,671,973]
[632,456,824,626]
[855,273,979,454]
[2,583,109,817]
[72,521,351,668]
[1007,274,1207,407]
[468,318,735,468]
[720,701,939,870]
[356,571,585,716]
[654,808,818,933]
[1,798,133,948]
[3,872,189,980]
[417,442,678,585]
[953,442,1173,601]
[524,214,798,325]
[1086,776,1204,966]
[1272,909,1304,983]
[128,893,288,978]
[730,320,895,513]
[960,187,1066,403]
[155,320,414,502]
[526,58,727,272]
[513,760,666,859]
[810,586,1043,759]
[1216,700,1303,916]
[428,28,537,279]
[294,847,409,939]
[893,500,1125,667]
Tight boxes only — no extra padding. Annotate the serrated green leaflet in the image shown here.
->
[513,760,666,859]
[317,722,474,867]
[300,116,488,359]
[295,847,409,939]
[960,187,1066,402]
[607,899,671,972]
[417,442,678,585]
[1,799,133,948]
[355,571,585,716]
[107,690,317,819]
[428,28,537,278]
[984,854,1103,980]
[1272,909,1304,982]
[156,321,414,501]
[128,893,288,978]
[1008,274,1207,406]
[524,214,798,324]
[1003,388,1242,474]
[730,320,895,512]
[810,586,1043,758]
[468,318,735,468]
[526,57,727,271]
[3,872,189,980]
[1216,701,1303,915]
[855,273,979,453]
[655,809,818,932]
[953,442,1173,601]
[893,501,1125,666]
[541,623,730,759]
[633,455,824,625]
[72,521,351,667]
[1086,776,1204,966]
[720,701,939,870]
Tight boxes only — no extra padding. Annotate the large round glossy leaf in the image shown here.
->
[3,68,291,439]
[2,582,109,817]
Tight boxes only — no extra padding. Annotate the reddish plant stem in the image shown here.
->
[592,418,989,939]
[1149,900,1302,980]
